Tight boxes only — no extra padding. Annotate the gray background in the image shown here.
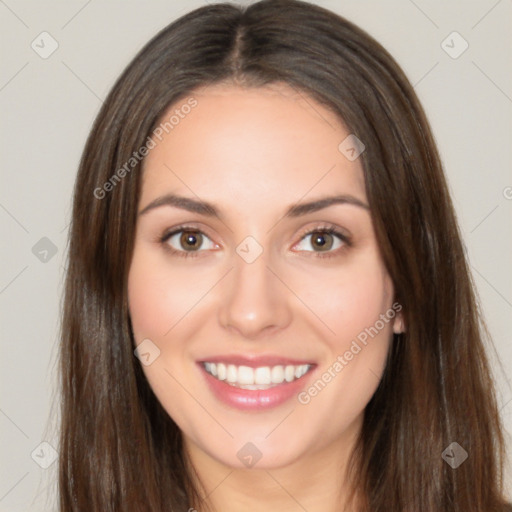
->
[1,0,511,510]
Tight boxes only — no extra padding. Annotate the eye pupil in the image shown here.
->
[180,231,202,250]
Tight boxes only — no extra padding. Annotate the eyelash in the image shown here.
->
[158,223,352,260]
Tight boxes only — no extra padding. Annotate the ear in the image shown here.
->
[392,310,405,334]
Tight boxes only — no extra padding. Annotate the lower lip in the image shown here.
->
[199,364,315,411]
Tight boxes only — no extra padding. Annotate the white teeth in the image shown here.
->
[238,365,254,385]
[284,365,295,382]
[254,366,271,385]
[217,363,226,381]
[203,362,312,388]
[226,364,237,383]
[271,365,285,384]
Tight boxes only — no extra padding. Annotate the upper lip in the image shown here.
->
[197,355,316,368]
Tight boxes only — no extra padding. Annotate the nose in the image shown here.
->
[217,248,292,340]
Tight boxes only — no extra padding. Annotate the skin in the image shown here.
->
[128,82,404,512]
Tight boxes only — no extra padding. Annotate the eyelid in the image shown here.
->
[293,222,351,244]
[160,223,215,243]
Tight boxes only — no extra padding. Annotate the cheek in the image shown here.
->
[127,247,202,424]
[128,247,203,343]
[128,260,171,343]
[296,253,394,346]
[292,255,394,436]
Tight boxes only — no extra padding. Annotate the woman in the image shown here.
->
[59,1,510,510]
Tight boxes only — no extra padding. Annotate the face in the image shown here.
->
[128,82,403,470]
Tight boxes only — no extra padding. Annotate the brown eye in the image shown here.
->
[179,230,203,251]
[294,227,348,256]
[162,228,216,254]
[310,231,334,251]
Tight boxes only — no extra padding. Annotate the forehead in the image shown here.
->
[140,82,366,216]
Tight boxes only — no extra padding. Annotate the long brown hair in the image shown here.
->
[58,1,510,510]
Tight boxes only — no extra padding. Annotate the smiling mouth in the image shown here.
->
[201,362,314,390]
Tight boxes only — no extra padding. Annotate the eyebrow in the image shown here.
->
[138,193,370,218]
